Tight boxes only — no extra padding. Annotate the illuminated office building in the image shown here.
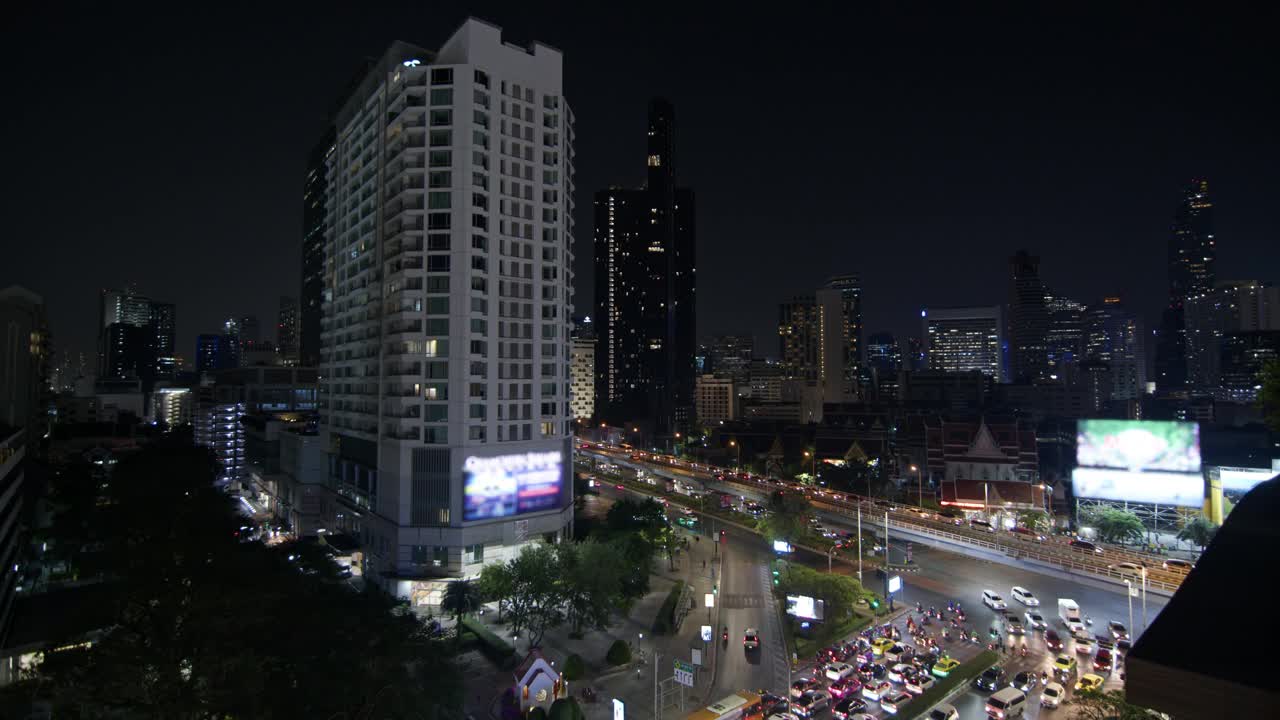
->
[923,306,1006,381]
[1155,179,1216,391]
[317,20,575,602]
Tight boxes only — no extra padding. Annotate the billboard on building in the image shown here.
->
[1215,466,1279,494]
[1071,467,1204,507]
[463,451,564,521]
[1076,420,1201,473]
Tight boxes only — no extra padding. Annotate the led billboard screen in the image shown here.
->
[1071,467,1204,507]
[785,595,825,621]
[1216,467,1279,494]
[1076,420,1201,473]
[463,451,564,521]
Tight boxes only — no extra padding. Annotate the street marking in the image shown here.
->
[720,593,763,609]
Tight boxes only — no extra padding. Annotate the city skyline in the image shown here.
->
[4,4,1280,372]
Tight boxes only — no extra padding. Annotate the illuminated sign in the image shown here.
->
[1072,467,1204,507]
[463,451,564,521]
[888,575,902,594]
[1076,420,1201,473]
[1215,467,1278,494]
[772,540,794,554]
[785,595,825,621]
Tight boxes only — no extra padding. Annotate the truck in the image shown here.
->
[1058,598,1084,633]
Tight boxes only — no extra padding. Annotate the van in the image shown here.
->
[1010,586,1039,606]
[984,688,1027,719]
[969,519,996,533]
[981,589,1007,610]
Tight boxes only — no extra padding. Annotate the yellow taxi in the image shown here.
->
[931,657,961,678]
[1075,673,1105,692]
[871,638,896,656]
[1053,654,1078,675]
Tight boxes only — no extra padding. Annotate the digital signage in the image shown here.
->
[1071,467,1204,507]
[1216,467,1279,494]
[785,595,825,621]
[1076,420,1201,473]
[463,451,564,521]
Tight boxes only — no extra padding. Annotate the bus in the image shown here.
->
[687,692,764,720]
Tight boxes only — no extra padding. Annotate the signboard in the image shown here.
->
[887,575,902,594]
[704,593,715,608]
[1129,584,1139,598]
[674,660,695,687]
[700,625,713,642]
[785,595,825,621]
[1072,467,1204,507]
[1076,420,1201,473]
[613,698,625,720]
[463,451,564,521]
[691,648,702,666]
[772,540,794,554]
[1216,466,1278,493]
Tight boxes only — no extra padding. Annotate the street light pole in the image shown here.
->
[912,465,922,507]
[1141,567,1148,633]
[856,505,863,581]
[1124,579,1134,639]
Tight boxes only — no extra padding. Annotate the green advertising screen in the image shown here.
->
[1076,420,1200,473]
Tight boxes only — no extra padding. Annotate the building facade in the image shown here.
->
[196,333,239,375]
[592,99,696,436]
[318,20,575,603]
[1155,179,1216,392]
[922,306,1006,381]
[694,374,736,426]
[569,335,594,420]
[1184,281,1280,391]
[1219,331,1280,402]
[707,335,753,383]
[300,131,333,369]
[277,296,300,365]
[1044,290,1086,377]
[778,296,820,382]
[1085,297,1147,401]
[1007,250,1048,383]
[816,275,863,402]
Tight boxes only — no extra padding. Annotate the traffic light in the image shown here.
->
[869,597,881,610]
[713,583,718,594]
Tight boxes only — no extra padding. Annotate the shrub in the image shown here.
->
[562,653,585,680]
[461,616,516,667]
[605,639,632,666]
[652,580,685,634]
[548,698,586,720]
[529,707,547,720]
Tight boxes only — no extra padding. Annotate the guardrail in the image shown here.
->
[585,449,1183,595]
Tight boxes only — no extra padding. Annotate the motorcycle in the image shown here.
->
[722,627,729,644]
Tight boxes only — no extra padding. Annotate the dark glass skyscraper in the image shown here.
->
[1008,250,1048,383]
[593,99,696,435]
[300,130,333,369]
[1155,179,1215,392]
[149,301,177,380]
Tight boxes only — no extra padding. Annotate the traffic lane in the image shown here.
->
[712,531,783,699]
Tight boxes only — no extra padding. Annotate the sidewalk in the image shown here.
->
[462,527,722,720]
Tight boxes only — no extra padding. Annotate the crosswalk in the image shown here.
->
[757,566,792,693]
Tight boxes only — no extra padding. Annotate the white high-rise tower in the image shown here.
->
[320,18,575,602]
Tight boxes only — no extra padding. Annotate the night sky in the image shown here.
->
[5,3,1278,367]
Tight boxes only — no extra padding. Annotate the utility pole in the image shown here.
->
[1141,568,1148,633]
[856,505,863,581]
[654,651,660,720]
[1125,579,1134,639]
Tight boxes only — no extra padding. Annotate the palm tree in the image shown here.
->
[1176,516,1218,552]
[441,579,481,646]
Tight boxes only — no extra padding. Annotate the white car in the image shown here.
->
[825,662,855,681]
[1109,562,1146,578]
[1024,611,1047,630]
[982,590,1008,610]
[885,643,911,662]
[1011,586,1039,606]
[887,663,913,683]
[861,680,892,700]
[880,691,913,714]
[1041,681,1066,708]
[744,628,761,650]
[1073,631,1095,654]
[926,703,959,720]
[905,674,935,695]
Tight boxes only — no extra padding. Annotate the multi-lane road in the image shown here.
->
[580,450,1169,718]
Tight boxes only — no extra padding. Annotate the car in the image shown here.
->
[825,662,855,681]
[1011,586,1040,606]
[766,714,797,720]
[910,508,933,520]
[828,677,861,699]
[926,704,959,720]
[1109,562,1146,577]
[791,678,822,699]
[985,688,1028,719]
[870,638,896,656]
[1010,526,1045,541]
[887,663,913,683]
[973,666,1006,692]
[1045,629,1064,652]
[1163,558,1195,572]
[793,691,831,718]
[1004,614,1026,635]
[905,674,935,695]
[1094,648,1114,673]
[1040,681,1065,708]
[760,692,788,714]
[1107,620,1130,641]
[885,643,911,662]
[880,691,913,714]
[1069,538,1103,554]
[1053,654,1078,676]
[1024,611,1047,631]
[969,519,996,533]
[1075,673,1106,692]
[615,484,625,490]
[931,657,961,678]
[982,590,1008,610]
[744,629,761,650]
[1011,671,1035,692]
[861,680,892,701]
[1073,630,1095,654]
[831,696,867,720]
[1094,636,1116,652]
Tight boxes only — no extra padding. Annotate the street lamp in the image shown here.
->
[911,465,922,507]
[729,440,741,472]
[804,450,816,480]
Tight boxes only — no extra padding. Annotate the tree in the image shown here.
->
[775,563,863,621]
[549,698,587,720]
[1017,510,1052,533]
[441,579,481,645]
[557,540,623,636]
[1072,689,1155,720]
[1177,516,1218,551]
[605,639,632,665]
[508,543,564,648]
[605,497,667,536]
[1083,507,1145,545]
[562,654,585,681]
[610,533,655,605]
[478,561,516,622]
[1258,359,1280,433]
[759,489,813,545]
